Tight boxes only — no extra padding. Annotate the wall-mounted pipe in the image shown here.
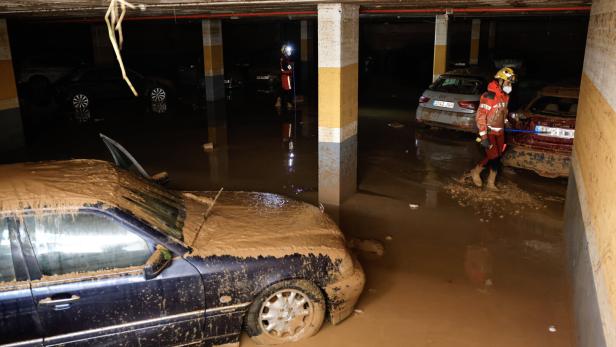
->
[46,6,591,23]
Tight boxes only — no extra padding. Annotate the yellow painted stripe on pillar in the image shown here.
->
[203,44,224,77]
[0,60,18,103]
[574,72,616,333]
[318,63,358,129]
[433,44,447,78]
[470,19,480,65]
[470,39,479,65]
[575,72,616,266]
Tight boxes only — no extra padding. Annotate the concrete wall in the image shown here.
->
[566,1,616,345]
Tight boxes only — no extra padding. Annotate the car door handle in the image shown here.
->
[39,295,81,306]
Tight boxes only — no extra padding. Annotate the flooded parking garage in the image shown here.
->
[1,1,615,346]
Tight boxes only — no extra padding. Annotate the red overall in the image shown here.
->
[475,80,509,167]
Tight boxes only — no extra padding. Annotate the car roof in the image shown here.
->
[0,159,129,213]
[539,86,580,99]
[442,67,492,80]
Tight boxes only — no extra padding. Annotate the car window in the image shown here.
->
[26,212,152,277]
[429,76,484,95]
[530,96,578,117]
[122,187,184,241]
[0,219,16,283]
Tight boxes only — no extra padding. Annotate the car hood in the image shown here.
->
[180,191,348,260]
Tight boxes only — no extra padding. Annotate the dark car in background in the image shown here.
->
[0,136,364,347]
[415,68,492,133]
[55,66,175,110]
[503,86,578,177]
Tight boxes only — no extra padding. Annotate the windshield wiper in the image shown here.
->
[189,187,224,247]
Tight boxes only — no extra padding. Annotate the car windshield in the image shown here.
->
[530,96,578,117]
[429,76,484,95]
[118,176,186,242]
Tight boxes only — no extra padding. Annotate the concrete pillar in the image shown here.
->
[206,101,228,185]
[469,19,481,65]
[202,19,225,102]
[564,1,616,346]
[433,14,448,81]
[91,24,114,66]
[488,21,496,55]
[317,4,359,216]
[0,19,25,154]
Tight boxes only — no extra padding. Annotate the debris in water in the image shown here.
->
[548,325,557,333]
[354,309,364,314]
[348,238,385,257]
[202,143,214,152]
[445,174,545,219]
[409,203,420,210]
[387,121,405,129]
[485,279,493,287]
[368,288,377,293]
[385,235,393,241]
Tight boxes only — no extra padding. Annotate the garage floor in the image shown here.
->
[21,95,573,347]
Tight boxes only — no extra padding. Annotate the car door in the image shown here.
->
[21,210,206,346]
[0,216,45,346]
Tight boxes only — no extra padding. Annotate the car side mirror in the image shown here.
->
[144,246,173,280]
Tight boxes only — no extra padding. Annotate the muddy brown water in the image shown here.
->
[19,97,572,346]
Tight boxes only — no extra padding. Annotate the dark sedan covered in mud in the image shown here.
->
[0,146,364,346]
[503,86,578,177]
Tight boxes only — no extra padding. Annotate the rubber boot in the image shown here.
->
[470,165,483,188]
[487,169,498,191]
[274,97,281,108]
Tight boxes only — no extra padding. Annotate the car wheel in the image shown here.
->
[71,93,89,109]
[246,279,326,345]
[150,87,167,103]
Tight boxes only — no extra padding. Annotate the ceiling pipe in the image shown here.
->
[45,6,591,23]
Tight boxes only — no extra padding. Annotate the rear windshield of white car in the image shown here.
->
[429,76,485,95]
[530,96,578,117]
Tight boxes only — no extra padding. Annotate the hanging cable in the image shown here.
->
[105,0,139,96]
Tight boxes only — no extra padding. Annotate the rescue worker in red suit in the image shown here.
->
[277,44,294,116]
[470,67,516,190]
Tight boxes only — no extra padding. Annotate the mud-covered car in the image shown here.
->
[503,86,578,177]
[0,137,364,347]
[415,68,491,132]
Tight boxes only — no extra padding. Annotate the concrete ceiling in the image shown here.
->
[0,0,592,18]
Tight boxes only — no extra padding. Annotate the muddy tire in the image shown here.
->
[246,279,326,345]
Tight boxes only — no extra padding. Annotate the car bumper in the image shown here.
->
[416,106,477,133]
[324,256,366,325]
[502,144,571,178]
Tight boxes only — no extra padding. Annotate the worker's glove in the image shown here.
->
[480,138,491,150]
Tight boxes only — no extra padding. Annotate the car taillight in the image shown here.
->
[458,101,479,111]
[419,96,430,103]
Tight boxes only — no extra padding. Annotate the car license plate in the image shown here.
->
[256,75,271,80]
[433,100,454,109]
[535,125,575,139]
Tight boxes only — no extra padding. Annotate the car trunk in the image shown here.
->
[511,114,575,153]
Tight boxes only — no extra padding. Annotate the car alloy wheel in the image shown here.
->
[247,279,325,345]
[72,93,89,109]
[259,289,314,339]
[150,87,167,103]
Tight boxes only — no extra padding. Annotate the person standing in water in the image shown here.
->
[469,67,517,190]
